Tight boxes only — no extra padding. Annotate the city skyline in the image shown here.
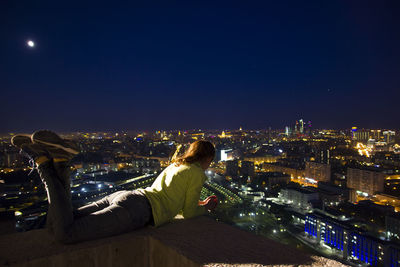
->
[1,2,399,132]
[1,119,400,265]
[1,123,399,135]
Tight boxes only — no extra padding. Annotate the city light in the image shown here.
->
[1,126,399,267]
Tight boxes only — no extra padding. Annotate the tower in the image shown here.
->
[299,119,304,134]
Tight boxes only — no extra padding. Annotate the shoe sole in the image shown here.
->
[11,134,32,149]
[32,131,79,155]
[34,139,80,155]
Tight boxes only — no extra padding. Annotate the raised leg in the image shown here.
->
[46,160,74,231]
[13,130,152,243]
[37,161,74,241]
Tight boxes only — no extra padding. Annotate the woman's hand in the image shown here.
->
[199,195,218,212]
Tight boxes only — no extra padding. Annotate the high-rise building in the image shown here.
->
[285,126,291,137]
[371,130,381,140]
[347,168,386,196]
[352,129,389,143]
[240,161,255,178]
[306,121,312,136]
[321,149,330,164]
[351,127,357,139]
[353,129,370,142]
[305,162,331,183]
[383,130,396,144]
[225,160,239,178]
[311,142,330,164]
[299,119,304,134]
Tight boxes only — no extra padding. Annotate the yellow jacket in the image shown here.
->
[138,162,207,227]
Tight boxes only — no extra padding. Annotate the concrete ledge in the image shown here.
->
[0,216,347,266]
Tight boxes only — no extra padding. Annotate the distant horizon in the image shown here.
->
[3,118,400,134]
[1,125,399,136]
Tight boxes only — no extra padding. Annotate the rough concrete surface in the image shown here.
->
[0,216,347,267]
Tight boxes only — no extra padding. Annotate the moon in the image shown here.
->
[27,40,35,47]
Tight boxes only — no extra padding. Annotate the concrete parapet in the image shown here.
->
[0,216,347,267]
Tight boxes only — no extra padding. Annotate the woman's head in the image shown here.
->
[173,140,215,169]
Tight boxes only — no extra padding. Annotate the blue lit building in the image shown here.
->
[389,245,400,267]
[305,213,349,254]
[305,215,318,237]
[321,221,345,251]
[304,213,385,266]
[347,232,381,266]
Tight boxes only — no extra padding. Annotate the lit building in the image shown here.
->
[347,168,386,196]
[279,187,319,210]
[262,163,305,180]
[254,172,290,188]
[386,214,400,239]
[374,193,400,212]
[218,131,232,138]
[305,162,331,183]
[306,121,312,136]
[225,160,239,178]
[240,161,254,178]
[353,129,372,142]
[132,158,161,174]
[388,245,400,267]
[220,149,233,161]
[383,130,396,144]
[370,130,382,141]
[318,181,350,203]
[352,129,394,144]
[299,119,304,134]
[285,126,291,137]
[243,155,281,165]
[304,214,348,254]
[305,213,384,266]
[351,127,357,139]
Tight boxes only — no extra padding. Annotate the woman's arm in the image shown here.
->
[182,172,208,219]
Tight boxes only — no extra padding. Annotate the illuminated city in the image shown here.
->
[1,125,400,266]
[2,1,400,266]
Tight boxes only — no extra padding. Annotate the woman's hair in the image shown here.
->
[173,140,215,166]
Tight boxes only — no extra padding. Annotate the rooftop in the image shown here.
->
[0,216,347,267]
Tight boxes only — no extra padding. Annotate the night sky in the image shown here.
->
[1,1,399,132]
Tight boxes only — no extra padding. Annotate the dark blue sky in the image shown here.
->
[1,1,399,132]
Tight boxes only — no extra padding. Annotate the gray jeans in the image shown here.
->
[38,161,152,244]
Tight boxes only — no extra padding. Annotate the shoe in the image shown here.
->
[11,134,32,149]
[31,130,80,160]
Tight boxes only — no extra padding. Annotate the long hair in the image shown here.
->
[173,140,215,166]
